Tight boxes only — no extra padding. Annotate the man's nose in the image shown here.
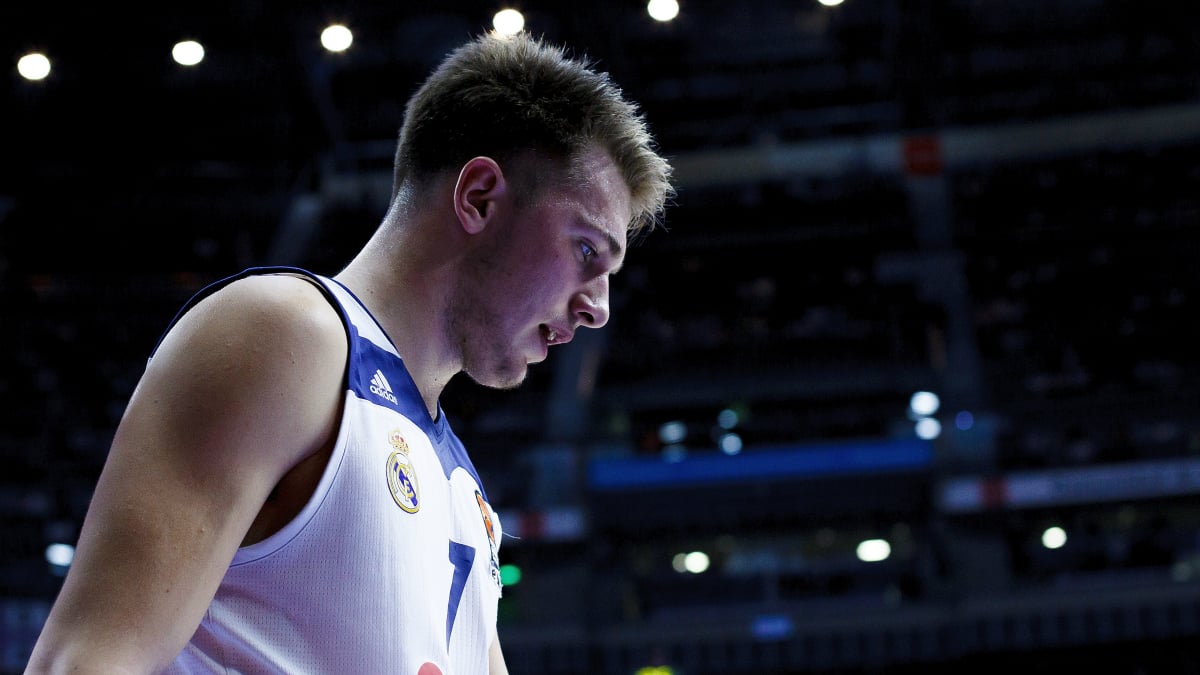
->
[571,276,610,329]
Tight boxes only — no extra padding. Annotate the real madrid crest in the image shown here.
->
[386,430,420,513]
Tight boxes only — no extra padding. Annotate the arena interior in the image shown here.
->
[3,1,1200,672]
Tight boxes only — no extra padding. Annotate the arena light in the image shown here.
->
[717,407,739,429]
[499,563,522,585]
[492,8,525,35]
[172,40,205,66]
[915,417,942,440]
[909,390,940,416]
[672,550,712,574]
[658,420,686,444]
[320,24,353,53]
[1041,526,1067,549]
[718,432,742,455]
[45,543,74,567]
[647,0,680,22]
[46,543,75,576]
[17,52,51,81]
[856,538,891,562]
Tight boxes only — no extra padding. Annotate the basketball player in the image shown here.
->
[26,31,672,674]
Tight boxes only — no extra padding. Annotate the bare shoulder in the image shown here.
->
[24,274,351,673]
[165,273,347,379]
[139,272,349,475]
[187,272,346,346]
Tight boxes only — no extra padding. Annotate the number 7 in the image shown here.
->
[446,540,476,647]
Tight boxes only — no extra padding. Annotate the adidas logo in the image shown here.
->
[369,369,399,405]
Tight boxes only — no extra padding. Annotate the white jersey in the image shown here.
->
[162,267,503,675]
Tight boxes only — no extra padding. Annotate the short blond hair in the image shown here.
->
[393,32,674,236]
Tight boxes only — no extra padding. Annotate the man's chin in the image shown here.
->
[465,364,529,391]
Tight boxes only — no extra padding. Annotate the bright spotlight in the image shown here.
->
[915,417,942,440]
[172,40,205,66]
[910,391,940,416]
[856,539,891,562]
[321,24,353,52]
[17,52,51,81]
[817,0,844,6]
[647,0,680,22]
[684,551,710,573]
[493,8,525,35]
[45,543,75,567]
[1041,526,1067,549]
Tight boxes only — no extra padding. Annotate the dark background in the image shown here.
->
[3,1,1200,672]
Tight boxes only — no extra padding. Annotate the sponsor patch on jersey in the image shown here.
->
[386,430,419,513]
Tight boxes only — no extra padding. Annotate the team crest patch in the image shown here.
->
[386,430,419,513]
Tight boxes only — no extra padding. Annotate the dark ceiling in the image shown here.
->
[4,1,1196,274]
[3,5,1200,667]
[3,0,1199,456]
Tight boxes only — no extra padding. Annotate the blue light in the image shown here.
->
[751,614,794,640]
[719,433,743,455]
[658,420,687,444]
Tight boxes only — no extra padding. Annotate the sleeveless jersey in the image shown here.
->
[161,266,503,675]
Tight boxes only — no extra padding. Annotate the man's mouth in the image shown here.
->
[541,324,571,345]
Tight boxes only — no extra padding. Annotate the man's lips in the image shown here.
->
[541,324,573,346]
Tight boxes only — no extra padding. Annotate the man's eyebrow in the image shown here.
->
[579,218,626,272]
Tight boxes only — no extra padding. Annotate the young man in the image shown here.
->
[26,31,673,674]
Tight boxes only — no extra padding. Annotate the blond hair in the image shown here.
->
[393,32,674,236]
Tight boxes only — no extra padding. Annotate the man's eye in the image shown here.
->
[581,242,597,262]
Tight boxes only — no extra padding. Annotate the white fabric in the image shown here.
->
[163,268,502,675]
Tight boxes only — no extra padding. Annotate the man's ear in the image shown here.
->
[453,156,507,235]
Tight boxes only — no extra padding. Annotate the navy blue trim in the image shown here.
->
[150,266,487,500]
[324,276,449,438]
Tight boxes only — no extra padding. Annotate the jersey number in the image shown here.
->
[446,540,476,647]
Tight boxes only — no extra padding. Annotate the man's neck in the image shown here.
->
[335,246,458,420]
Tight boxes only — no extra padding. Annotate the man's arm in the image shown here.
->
[489,635,510,675]
[26,275,348,674]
